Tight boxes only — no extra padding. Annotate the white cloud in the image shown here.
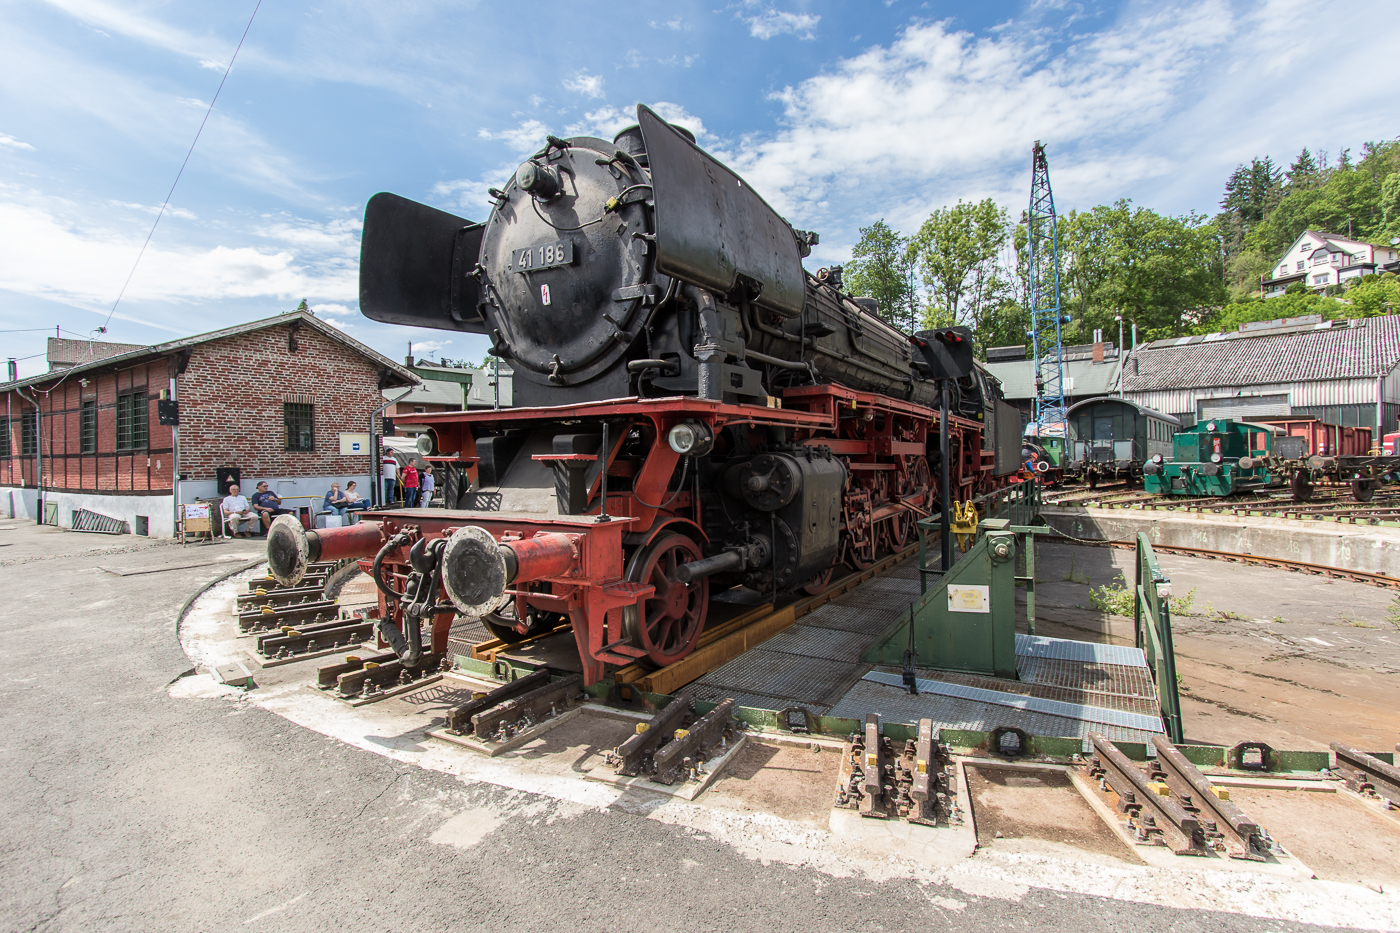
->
[431,177,504,218]
[740,8,820,41]
[651,16,688,31]
[410,339,453,357]
[0,133,35,151]
[566,103,708,141]
[0,188,357,313]
[724,6,1236,229]
[477,120,550,156]
[562,72,605,99]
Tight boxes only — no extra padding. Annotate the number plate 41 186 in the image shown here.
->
[512,240,573,272]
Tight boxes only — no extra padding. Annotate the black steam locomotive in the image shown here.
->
[267,105,1022,683]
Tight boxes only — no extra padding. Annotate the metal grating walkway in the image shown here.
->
[692,553,1165,742]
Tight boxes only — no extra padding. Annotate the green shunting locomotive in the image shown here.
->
[1143,419,1276,496]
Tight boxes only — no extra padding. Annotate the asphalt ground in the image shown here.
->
[0,517,1392,932]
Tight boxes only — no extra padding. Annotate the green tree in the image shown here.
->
[1381,172,1400,242]
[844,220,918,332]
[909,198,1009,336]
[1059,200,1225,340]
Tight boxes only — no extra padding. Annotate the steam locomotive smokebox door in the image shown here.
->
[360,192,486,332]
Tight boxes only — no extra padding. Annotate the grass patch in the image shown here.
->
[1388,596,1400,629]
[1088,575,1197,617]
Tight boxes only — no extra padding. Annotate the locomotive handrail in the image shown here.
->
[1134,532,1184,743]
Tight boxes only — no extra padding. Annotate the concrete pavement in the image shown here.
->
[0,517,1392,932]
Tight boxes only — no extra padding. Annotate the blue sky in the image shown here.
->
[2,0,1396,378]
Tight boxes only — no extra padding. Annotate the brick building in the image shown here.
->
[0,310,416,537]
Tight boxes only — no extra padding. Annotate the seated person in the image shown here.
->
[323,482,353,522]
[342,481,370,510]
[249,481,291,535]
[221,484,260,538]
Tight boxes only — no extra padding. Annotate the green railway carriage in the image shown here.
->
[1064,397,1180,486]
[1143,418,1276,496]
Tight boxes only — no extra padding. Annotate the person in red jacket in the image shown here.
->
[401,460,421,508]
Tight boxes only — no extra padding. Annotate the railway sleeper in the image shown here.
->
[335,651,446,698]
[256,620,376,661]
[1331,743,1400,809]
[469,674,585,745]
[836,716,958,825]
[238,602,340,632]
[245,569,331,594]
[237,584,327,608]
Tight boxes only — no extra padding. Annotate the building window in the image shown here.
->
[80,400,97,453]
[116,392,148,451]
[1353,253,1367,264]
[20,411,38,456]
[0,418,9,457]
[1296,261,1304,271]
[1313,273,1329,285]
[1278,266,1287,276]
[284,402,314,451]
[1331,253,1341,264]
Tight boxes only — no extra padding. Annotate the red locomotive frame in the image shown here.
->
[277,384,1008,685]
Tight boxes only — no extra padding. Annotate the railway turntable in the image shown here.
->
[163,486,1400,924]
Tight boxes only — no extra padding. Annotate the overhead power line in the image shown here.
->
[98,0,263,336]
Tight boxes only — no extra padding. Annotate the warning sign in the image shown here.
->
[947,584,990,613]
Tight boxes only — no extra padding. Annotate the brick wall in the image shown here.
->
[177,320,390,482]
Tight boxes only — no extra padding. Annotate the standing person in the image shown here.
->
[420,466,434,507]
[401,459,420,508]
[249,481,291,535]
[381,451,398,505]
[221,484,259,538]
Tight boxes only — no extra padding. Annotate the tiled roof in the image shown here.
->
[46,337,145,367]
[1122,314,1400,391]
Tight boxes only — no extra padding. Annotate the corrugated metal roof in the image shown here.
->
[1124,314,1400,391]
[983,357,1123,401]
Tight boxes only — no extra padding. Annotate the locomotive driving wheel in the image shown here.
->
[843,497,876,570]
[622,534,709,668]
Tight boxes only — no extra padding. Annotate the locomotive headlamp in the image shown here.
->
[1206,422,1218,432]
[1239,456,1254,470]
[667,421,714,457]
[1210,453,1222,463]
[1151,454,1163,464]
[516,160,560,199]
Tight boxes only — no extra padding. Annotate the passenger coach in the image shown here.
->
[1064,397,1180,486]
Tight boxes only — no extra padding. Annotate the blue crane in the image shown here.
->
[1026,140,1070,431]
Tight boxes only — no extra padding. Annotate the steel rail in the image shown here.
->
[1068,538,1400,589]
[1087,733,1203,855]
[1331,743,1400,806]
[1147,735,1263,860]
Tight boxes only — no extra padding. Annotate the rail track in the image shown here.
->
[1068,537,1400,588]
[1046,482,1400,526]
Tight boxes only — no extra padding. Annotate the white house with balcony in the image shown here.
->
[1262,230,1400,296]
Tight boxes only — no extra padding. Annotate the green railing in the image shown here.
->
[1135,532,1183,743]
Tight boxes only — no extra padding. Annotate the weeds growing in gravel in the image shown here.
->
[1088,575,1197,617]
